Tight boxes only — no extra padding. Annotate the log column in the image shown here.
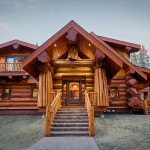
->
[94,51,109,107]
[37,52,53,107]
[38,71,53,107]
[94,67,109,106]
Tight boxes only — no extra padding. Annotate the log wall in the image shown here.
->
[0,83,37,108]
[53,67,94,91]
[109,76,128,107]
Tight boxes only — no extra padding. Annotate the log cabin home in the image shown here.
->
[0,21,150,136]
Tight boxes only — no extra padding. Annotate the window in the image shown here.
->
[3,87,11,99]
[109,86,119,98]
[32,87,38,98]
[6,57,24,71]
[6,57,24,63]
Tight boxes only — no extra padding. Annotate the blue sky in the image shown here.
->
[0,0,150,54]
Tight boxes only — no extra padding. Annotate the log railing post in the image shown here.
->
[143,92,149,115]
[143,100,148,115]
[84,91,95,136]
[44,106,51,136]
[89,106,94,136]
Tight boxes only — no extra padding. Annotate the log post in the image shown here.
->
[38,73,43,107]
[89,106,94,136]
[44,106,51,136]
[143,100,148,115]
[37,51,53,107]
[94,66,109,107]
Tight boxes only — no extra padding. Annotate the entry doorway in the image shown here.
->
[62,76,86,106]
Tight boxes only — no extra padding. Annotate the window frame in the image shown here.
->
[109,86,120,98]
[31,86,38,98]
[2,87,11,100]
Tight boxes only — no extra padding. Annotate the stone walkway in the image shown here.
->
[27,137,99,150]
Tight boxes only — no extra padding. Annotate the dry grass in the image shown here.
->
[94,115,150,150]
[0,115,150,150]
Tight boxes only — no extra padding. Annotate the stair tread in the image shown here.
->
[51,127,88,129]
[52,122,88,124]
[51,131,88,133]
[56,113,87,115]
[54,118,88,120]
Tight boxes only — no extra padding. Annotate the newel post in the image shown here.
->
[89,106,95,136]
[143,92,148,115]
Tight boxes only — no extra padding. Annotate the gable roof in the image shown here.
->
[22,21,124,78]
[0,39,38,50]
[99,36,141,53]
[91,32,147,81]
[22,20,147,81]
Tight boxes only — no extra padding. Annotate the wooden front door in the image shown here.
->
[62,77,86,106]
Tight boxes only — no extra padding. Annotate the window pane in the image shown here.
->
[110,87,119,98]
[32,88,38,98]
[69,82,79,99]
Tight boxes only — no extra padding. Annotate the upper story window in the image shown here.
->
[6,57,24,63]
[4,57,24,71]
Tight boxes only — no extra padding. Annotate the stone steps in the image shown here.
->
[52,122,88,127]
[50,131,89,136]
[50,107,89,136]
[51,126,88,131]
[53,119,88,123]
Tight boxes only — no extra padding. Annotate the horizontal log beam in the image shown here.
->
[126,69,135,76]
[125,75,133,81]
[54,67,93,73]
[127,87,138,96]
[54,72,94,79]
[128,97,140,107]
[51,60,95,67]
[126,79,138,87]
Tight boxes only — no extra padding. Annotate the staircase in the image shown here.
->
[50,106,89,136]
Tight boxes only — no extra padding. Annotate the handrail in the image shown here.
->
[84,90,94,136]
[44,91,62,136]
[0,63,24,71]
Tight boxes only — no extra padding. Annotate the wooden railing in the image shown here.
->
[44,91,62,136]
[0,63,24,71]
[88,92,97,106]
[85,90,94,136]
[142,100,150,115]
[50,91,57,104]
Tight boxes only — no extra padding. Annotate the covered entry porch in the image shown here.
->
[22,21,123,136]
